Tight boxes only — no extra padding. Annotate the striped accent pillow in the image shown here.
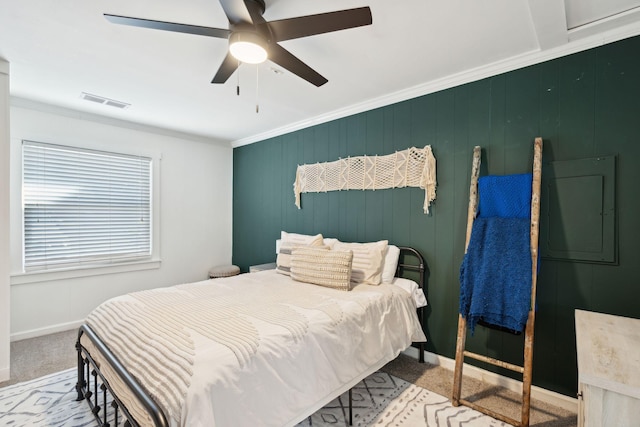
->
[332,240,388,285]
[290,247,353,291]
[276,232,324,275]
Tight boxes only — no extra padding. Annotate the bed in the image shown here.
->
[75,244,427,427]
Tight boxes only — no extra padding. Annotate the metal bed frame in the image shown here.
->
[76,246,427,427]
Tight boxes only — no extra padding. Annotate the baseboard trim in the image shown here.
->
[402,347,578,413]
[11,320,83,342]
[0,366,9,382]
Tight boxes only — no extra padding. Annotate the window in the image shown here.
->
[22,140,152,272]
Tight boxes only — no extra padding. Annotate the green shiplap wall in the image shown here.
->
[233,36,640,396]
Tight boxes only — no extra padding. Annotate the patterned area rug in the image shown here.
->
[0,369,509,426]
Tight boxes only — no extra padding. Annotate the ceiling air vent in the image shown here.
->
[80,92,130,109]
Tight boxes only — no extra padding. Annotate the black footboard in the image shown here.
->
[76,324,170,427]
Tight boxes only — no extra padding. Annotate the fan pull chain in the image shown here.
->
[236,60,241,96]
[255,64,260,113]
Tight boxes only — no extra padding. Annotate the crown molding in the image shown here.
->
[10,97,229,147]
[232,19,640,148]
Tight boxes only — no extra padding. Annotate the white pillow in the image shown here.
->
[276,232,324,275]
[381,245,401,284]
[322,238,339,248]
[332,240,388,285]
[280,231,323,244]
[390,277,428,308]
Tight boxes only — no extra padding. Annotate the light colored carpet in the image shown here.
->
[1,330,77,388]
[0,368,511,427]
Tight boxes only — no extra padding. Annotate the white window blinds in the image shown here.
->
[23,140,152,271]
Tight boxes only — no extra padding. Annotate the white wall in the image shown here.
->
[8,102,233,340]
[0,60,11,381]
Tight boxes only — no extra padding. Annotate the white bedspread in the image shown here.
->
[85,270,426,427]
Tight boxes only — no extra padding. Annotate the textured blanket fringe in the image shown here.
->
[293,146,437,214]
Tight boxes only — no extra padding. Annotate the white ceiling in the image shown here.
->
[2,0,640,147]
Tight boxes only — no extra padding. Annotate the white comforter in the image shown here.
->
[85,270,426,427]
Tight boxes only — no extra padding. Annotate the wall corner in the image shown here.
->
[0,58,11,382]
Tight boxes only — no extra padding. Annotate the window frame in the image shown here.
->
[11,140,162,285]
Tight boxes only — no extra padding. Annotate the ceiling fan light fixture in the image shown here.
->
[229,31,268,64]
[105,3,372,86]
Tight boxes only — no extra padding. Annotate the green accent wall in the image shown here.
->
[233,36,640,396]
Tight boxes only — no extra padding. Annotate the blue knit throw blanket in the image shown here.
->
[459,173,533,334]
[478,173,532,218]
[460,217,532,334]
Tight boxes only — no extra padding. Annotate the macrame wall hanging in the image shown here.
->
[294,145,437,214]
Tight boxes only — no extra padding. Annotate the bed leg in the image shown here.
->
[93,370,99,414]
[101,383,109,426]
[113,401,119,426]
[348,388,353,425]
[76,330,85,401]
[419,342,425,363]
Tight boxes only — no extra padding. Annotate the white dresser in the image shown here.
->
[575,309,640,427]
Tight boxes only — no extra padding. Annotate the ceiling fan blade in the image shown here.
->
[218,0,254,25]
[245,0,267,26]
[265,7,372,42]
[211,52,239,84]
[268,44,328,87]
[104,14,230,39]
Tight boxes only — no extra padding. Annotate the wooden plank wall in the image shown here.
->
[232,36,640,396]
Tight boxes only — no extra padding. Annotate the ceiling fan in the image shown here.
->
[105,0,372,87]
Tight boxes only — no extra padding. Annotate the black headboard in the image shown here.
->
[396,246,425,288]
[396,246,426,363]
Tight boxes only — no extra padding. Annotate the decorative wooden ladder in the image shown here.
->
[451,137,543,427]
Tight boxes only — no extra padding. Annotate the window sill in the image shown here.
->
[10,259,162,286]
